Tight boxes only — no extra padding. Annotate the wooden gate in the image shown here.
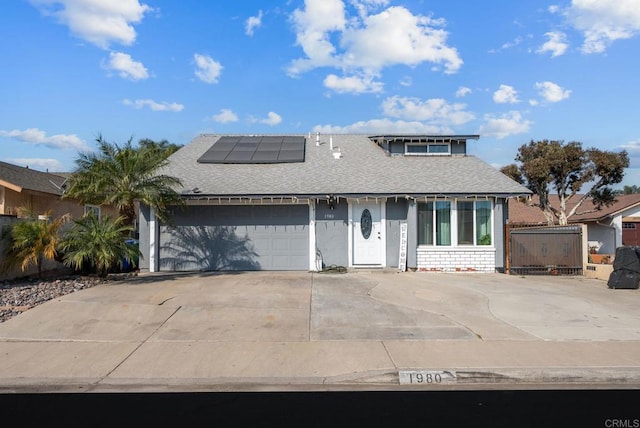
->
[508,225,583,275]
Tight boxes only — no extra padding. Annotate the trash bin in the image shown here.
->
[607,269,640,289]
[613,246,640,272]
[608,246,640,289]
[122,239,139,272]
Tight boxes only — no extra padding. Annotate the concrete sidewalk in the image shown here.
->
[0,271,639,392]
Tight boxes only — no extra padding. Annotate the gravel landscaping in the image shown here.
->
[0,275,128,323]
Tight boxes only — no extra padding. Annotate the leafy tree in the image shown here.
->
[63,134,184,230]
[0,212,67,277]
[501,140,629,225]
[617,185,640,195]
[137,138,182,157]
[60,213,140,277]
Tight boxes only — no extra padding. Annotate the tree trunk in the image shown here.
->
[543,209,555,226]
[557,211,568,226]
[119,204,137,236]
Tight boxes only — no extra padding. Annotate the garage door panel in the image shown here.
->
[272,237,291,251]
[161,205,309,271]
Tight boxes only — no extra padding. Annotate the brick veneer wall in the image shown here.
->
[416,247,496,272]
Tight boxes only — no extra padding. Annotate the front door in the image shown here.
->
[352,203,383,265]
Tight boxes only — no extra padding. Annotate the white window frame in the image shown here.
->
[405,142,451,156]
[84,204,101,219]
[417,199,494,247]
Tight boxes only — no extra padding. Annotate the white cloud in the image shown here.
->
[537,31,569,57]
[6,158,63,172]
[381,96,475,126]
[565,0,640,54]
[0,128,90,151]
[478,111,532,139]
[620,140,640,152]
[399,76,413,87]
[493,85,520,104]
[549,5,560,14]
[122,99,184,112]
[455,86,472,97]
[535,81,571,102]
[289,0,346,74]
[323,73,383,93]
[212,109,239,123]
[253,112,282,126]
[194,53,223,84]
[30,0,151,49]
[104,52,148,80]
[313,118,450,135]
[489,36,526,54]
[342,6,462,73]
[288,1,462,78]
[620,140,640,166]
[245,10,263,36]
[350,0,390,17]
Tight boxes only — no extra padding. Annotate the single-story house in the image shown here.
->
[508,193,640,254]
[0,160,114,220]
[0,160,119,280]
[139,134,530,273]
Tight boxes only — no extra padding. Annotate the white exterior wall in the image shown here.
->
[588,223,617,254]
[416,247,496,272]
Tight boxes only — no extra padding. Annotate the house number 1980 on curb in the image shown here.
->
[399,370,457,385]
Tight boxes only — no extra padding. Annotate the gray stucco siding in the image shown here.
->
[138,204,151,271]
[159,204,309,271]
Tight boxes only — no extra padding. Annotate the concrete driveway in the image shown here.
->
[0,270,639,391]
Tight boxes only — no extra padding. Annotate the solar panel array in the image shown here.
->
[197,136,306,164]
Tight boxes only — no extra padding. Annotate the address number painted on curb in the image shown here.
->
[399,370,457,385]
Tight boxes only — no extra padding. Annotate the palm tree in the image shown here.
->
[63,135,184,230]
[0,212,66,278]
[60,213,140,277]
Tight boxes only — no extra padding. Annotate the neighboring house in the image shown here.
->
[0,160,112,220]
[139,134,530,273]
[508,194,640,254]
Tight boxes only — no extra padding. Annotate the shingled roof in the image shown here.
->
[0,161,67,196]
[163,134,530,198]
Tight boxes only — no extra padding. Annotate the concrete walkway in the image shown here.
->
[0,270,639,392]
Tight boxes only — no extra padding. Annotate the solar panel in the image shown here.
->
[225,150,254,162]
[281,142,302,151]
[251,151,280,162]
[234,142,259,151]
[256,142,282,151]
[260,136,285,144]
[278,150,305,161]
[197,136,306,164]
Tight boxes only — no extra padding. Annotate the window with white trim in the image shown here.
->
[405,143,450,155]
[418,200,493,246]
[84,204,101,219]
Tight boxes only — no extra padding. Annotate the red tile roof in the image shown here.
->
[508,194,640,225]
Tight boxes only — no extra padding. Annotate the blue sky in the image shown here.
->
[1,0,639,188]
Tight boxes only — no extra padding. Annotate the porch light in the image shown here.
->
[328,195,336,210]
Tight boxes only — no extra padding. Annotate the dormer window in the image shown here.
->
[405,142,450,155]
